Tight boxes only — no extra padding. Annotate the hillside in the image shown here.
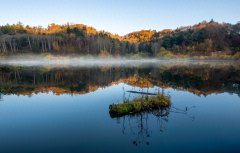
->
[0,20,240,57]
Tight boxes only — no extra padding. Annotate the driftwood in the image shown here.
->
[127,91,157,95]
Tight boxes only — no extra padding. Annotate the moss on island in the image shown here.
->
[109,94,171,118]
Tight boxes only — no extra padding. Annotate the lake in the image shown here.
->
[0,60,240,153]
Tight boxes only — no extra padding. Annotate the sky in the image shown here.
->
[0,0,240,35]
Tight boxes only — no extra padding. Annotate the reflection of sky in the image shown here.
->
[0,83,240,152]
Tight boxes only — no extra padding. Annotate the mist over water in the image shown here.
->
[0,55,239,67]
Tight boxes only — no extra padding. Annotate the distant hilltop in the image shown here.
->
[0,20,240,58]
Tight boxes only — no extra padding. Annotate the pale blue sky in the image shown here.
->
[0,0,239,35]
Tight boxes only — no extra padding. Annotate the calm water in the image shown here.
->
[0,62,240,153]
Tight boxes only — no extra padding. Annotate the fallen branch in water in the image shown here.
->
[126,91,157,95]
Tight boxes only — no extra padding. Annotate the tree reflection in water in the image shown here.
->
[111,90,195,147]
[0,63,239,96]
[0,93,3,101]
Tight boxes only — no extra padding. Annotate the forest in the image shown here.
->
[0,20,240,57]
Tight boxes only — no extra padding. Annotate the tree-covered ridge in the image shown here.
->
[0,20,240,56]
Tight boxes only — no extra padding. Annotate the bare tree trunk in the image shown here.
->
[44,39,47,52]
[13,39,16,52]
[48,37,51,51]
[41,39,45,52]
[0,41,3,52]
[110,46,112,54]
[8,40,13,52]
[28,36,32,50]
[3,40,7,52]
[1,42,3,52]
[33,72,36,85]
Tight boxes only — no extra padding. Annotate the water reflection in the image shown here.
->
[112,103,195,147]
[109,88,196,147]
[0,63,240,96]
[0,62,240,153]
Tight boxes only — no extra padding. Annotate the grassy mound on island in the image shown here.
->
[109,94,171,118]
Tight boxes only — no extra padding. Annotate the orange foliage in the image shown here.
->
[124,30,155,43]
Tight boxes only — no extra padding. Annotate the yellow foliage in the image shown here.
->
[124,30,155,43]
[99,50,110,57]
[52,41,60,51]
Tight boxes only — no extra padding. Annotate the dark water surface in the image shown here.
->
[0,62,240,153]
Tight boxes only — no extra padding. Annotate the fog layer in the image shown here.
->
[0,55,239,67]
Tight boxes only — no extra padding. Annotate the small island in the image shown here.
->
[109,94,171,118]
